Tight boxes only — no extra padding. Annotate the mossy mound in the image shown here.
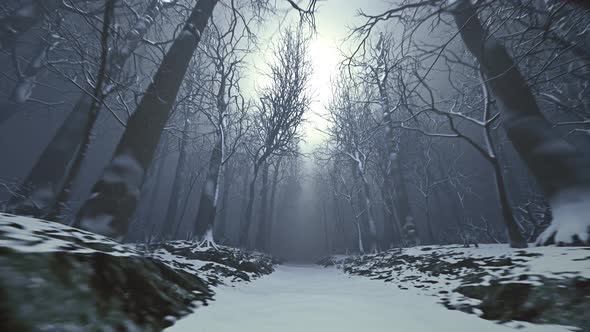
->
[0,214,276,332]
[0,248,211,332]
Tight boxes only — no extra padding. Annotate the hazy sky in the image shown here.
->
[244,0,391,153]
[243,1,393,259]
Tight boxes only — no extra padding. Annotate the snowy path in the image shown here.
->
[167,265,570,332]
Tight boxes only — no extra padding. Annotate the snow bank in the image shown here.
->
[325,244,590,331]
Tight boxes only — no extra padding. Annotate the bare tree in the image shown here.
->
[239,26,311,249]
[5,0,174,219]
[450,0,590,245]
[73,0,218,239]
[325,75,381,252]
[192,13,252,246]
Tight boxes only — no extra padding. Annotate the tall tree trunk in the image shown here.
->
[350,162,371,252]
[452,0,590,245]
[322,200,330,254]
[5,0,165,218]
[380,184,400,248]
[377,77,416,246]
[424,194,434,244]
[215,163,233,243]
[160,116,190,238]
[255,162,270,251]
[329,171,347,252]
[193,134,224,241]
[240,161,262,248]
[356,162,378,252]
[266,157,282,251]
[46,0,117,222]
[74,0,218,240]
[142,134,170,237]
[4,95,92,217]
[491,158,527,246]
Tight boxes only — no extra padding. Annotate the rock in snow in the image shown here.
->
[0,213,274,331]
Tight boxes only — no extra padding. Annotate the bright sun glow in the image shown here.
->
[302,35,342,152]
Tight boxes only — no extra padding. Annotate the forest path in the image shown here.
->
[166,265,565,332]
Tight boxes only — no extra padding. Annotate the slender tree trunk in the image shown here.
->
[491,158,527,247]
[193,134,224,241]
[46,0,117,222]
[160,116,190,238]
[356,162,378,252]
[215,164,233,243]
[451,0,590,245]
[424,194,434,244]
[322,200,330,254]
[266,157,282,250]
[330,171,347,251]
[378,83,416,246]
[240,161,262,248]
[350,162,371,252]
[74,0,218,239]
[255,162,270,251]
[380,184,400,248]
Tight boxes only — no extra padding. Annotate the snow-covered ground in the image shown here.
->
[167,264,572,332]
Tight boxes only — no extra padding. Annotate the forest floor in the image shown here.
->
[1,213,588,331]
[0,213,274,331]
[166,264,571,332]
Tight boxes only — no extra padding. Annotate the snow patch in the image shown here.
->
[537,188,590,245]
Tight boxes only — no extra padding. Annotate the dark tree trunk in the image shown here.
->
[265,157,282,251]
[46,0,117,222]
[491,159,527,247]
[322,200,330,254]
[215,163,234,243]
[452,0,590,245]
[74,0,218,239]
[6,0,165,219]
[377,76,417,246]
[240,161,262,248]
[329,171,347,252]
[4,95,92,217]
[255,162,270,251]
[193,135,223,240]
[160,116,190,238]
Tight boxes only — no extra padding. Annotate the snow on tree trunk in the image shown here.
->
[451,0,590,246]
[74,0,218,239]
[193,135,223,241]
[6,0,166,219]
[378,84,416,247]
[351,161,377,252]
[360,170,378,252]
